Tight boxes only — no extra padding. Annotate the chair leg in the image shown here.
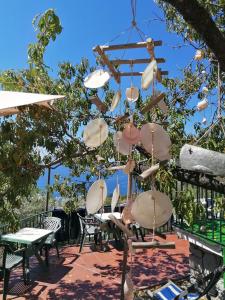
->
[139,228,145,242]
[132,225,139,240]
[79,231,86,253]
[55,241,60,258]
[45,246,49,267]
[3,269,10,300]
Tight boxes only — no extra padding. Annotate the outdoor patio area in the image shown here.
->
[0,234,189,300]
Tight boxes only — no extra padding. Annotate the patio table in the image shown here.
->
[94,212,123,247]
[1,227,52,282]
[94,212,122,222]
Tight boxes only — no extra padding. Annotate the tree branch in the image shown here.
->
[162,0,225,71]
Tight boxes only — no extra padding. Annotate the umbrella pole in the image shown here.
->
[46,167,51,211]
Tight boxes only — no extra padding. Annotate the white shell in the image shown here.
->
[111,184,120,212]
[122,123,141,145]
[110,90,121,112]
[86,180,107,214]
[131,190,173,229]
[202,86,209,94]
[194,50,204,61]
[84,69,110,89]
[197,98,208,111]
[83,118,108,148]
[113,131,130,155]
[202,117,207,125]
[141,59,158,90]
[126,87,139,102]
[140,123,171,161]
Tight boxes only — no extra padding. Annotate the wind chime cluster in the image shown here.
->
[82,37,173,233]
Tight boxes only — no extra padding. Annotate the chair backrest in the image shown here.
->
[42,217,61,233]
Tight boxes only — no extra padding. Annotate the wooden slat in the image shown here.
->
[93,40,162,52]
[114,113,130,124]
[141,93,165,114]
[89,95,107,113]
[94,45,120,84]
[111,58,165,65]
[132,241,175,249]
[119,71,168,77]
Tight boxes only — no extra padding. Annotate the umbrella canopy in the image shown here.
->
[0,91,65,116]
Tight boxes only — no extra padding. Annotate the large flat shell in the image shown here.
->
[122,123,141,145]
[126,86,139,102]
[86,180,107,214]
[111,184,120,212]
[131,190,173,229]
[141,59,157,90]
[113,131,130,155]
[140,123,171,161]
[83,118,108,148]
[110,90,121,112]
[84,69,110,89]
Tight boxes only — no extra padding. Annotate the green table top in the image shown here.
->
[1,227,52,245]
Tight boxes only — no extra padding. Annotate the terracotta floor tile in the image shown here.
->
[0,234,189,300]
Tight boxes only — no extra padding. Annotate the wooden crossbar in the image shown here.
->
[93,40,162,52]
[119,71,168,76]
[111,58,165,65]
[132,241,175,249]
[94,45,120,84]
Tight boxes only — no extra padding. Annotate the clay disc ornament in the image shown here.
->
[111,184,120,212]
[83,118,108,148]
[84,69,110,89]
[126,86,139,102]
[140,123,171,161]
[131,190,173,229]
[113,131,130,155]
[122,123,141,145]
[110,90,121,112]
[86,179,107,214]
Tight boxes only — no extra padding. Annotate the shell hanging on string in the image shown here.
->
[111,184,120,213]
[122,123,141,145]
[126,86,139,102]
[202,86,209,94]
[197,98,208,111]
[110,90,121,112]
[140,123,171,161]
[202,117,207,125]
[84,69,110,89]
[194,50,204,61]
[141,59,158,90]
[86,180,107,214]
[122,203,134,225]
[131,190,173,229]
[83,118,108,148]
[113,131,130,155]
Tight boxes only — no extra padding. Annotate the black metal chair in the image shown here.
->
[77,213,102,253]
[0,242,26,300]
[41,217,61,265]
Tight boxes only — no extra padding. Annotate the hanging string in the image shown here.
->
[151,129,156,241]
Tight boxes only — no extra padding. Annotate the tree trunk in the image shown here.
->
[162,0,225,72]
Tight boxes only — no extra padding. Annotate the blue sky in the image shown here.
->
[0,1,213,194]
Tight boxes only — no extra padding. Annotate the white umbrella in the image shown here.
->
[0,91,65,117]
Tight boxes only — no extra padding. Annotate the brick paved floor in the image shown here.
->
[0,234,189,300]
